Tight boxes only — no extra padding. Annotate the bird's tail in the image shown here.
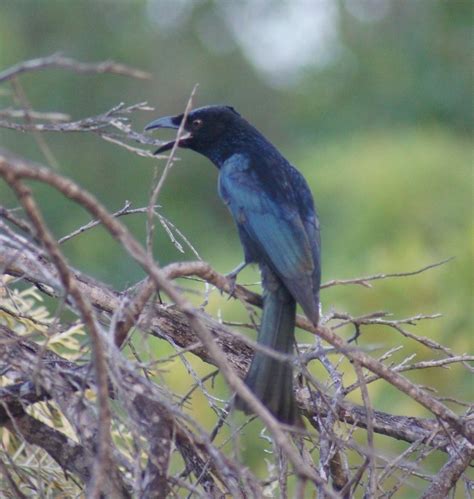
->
[235,270,298,424]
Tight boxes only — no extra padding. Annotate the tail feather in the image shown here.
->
[235,271,298,424]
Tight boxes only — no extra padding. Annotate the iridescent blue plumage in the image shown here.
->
[218,152,320,324]
[146,105,321,423]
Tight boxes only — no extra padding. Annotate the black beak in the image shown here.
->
[145,114,187,154]
[145,115,180,131]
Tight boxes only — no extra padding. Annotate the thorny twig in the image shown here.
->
[0,233,470,451]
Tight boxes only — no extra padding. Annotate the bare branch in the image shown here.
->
[0,53,150,83]
[0,237,461,453]
[420,442,474,498]
[0,108,70,121]
[0,170,113,498]
[58,201,161,245]
[344,355,474,394]
[146,85,198,256]
[0,102,173,160]
[321,257,454,289]
[5,412,91,483]
[0,324,259,498]
[0,149,335,491]
[0,102,150,133]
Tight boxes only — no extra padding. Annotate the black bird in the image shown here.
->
[145,106,321,424]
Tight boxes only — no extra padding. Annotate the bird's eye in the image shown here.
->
[191,118,203,129]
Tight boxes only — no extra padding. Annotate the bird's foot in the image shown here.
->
[224,262,247,299]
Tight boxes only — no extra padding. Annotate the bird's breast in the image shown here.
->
[220,153,250,174]
[218,153,253,204]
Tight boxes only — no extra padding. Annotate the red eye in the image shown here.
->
[192,118,203,129]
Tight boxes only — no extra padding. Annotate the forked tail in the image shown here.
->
[235,270,298,424]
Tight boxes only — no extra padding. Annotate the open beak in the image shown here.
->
[144,114,191,154]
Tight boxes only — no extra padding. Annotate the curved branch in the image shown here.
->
[0,238,459,452]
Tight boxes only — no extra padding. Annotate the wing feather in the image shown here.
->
[219,155,319,321]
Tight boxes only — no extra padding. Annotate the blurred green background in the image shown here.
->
[0,0,472,494]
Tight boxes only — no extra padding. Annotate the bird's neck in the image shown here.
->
[199,131,277,169]
[198,143,233,168]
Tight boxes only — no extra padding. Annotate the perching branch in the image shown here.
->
[0,235,464,453]
[0,149,467,440]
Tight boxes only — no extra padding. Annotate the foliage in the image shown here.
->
[0,282,84,498]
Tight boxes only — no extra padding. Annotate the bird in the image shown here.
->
[145,105,321,424]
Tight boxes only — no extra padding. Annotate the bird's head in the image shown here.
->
[145,105,243,159]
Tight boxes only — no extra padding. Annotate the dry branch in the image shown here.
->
[0,148,343,491]
[0,53,150,83]
[1,169,113,499]
[420,442,474,498]
[0,108,70,121]
[0,236,464,454]
[5,413,91,483]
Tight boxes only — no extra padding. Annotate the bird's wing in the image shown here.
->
[219,155,319,320]
[291,164,322,306]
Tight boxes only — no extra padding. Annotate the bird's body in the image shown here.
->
[218,151,320,324]
[146,106,321,423]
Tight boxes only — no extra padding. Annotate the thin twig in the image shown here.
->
[146,85,198,257]
[0,107,70,121]
[0,53,150,83]
[321,257,454,289]
[58,202,161,244]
